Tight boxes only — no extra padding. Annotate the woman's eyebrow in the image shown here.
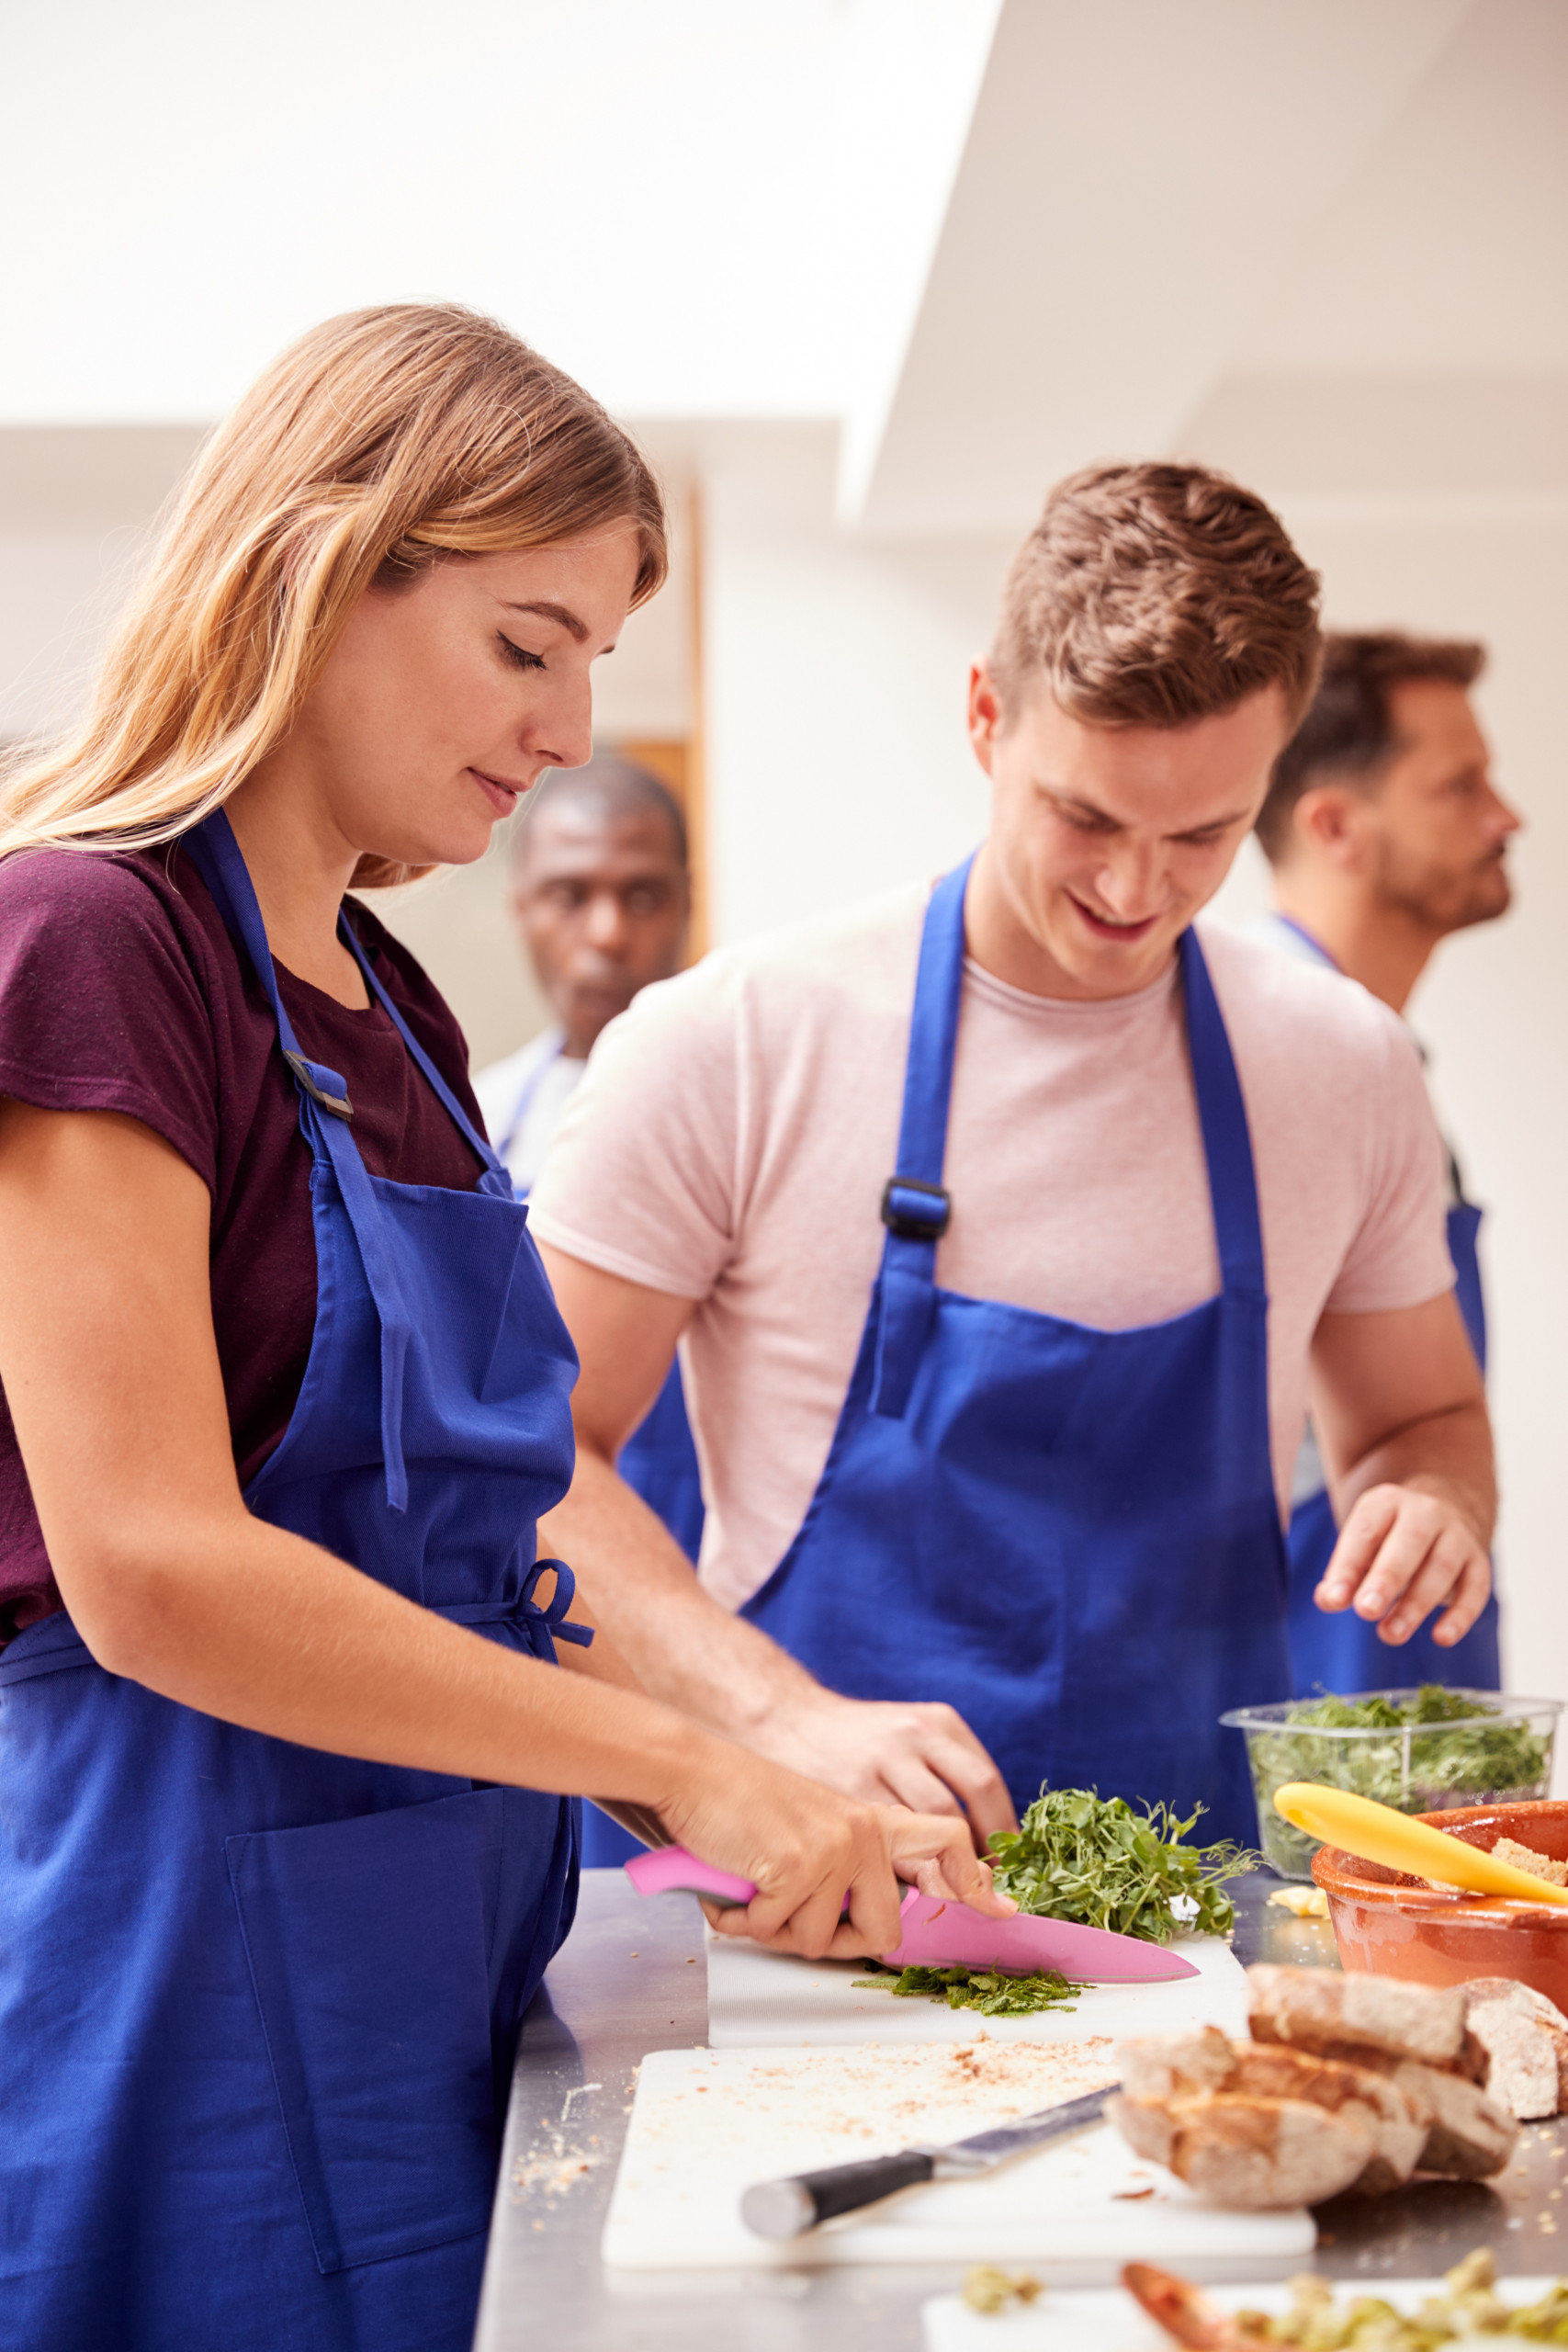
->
[502,599,589,643]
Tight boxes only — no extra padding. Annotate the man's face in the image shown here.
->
[970,667,1292,998]
[1359,680,1520,933]
[512,797,690,1055]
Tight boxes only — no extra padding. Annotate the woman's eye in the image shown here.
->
[498,633,546,673]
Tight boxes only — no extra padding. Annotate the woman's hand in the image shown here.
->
[658,1747,1015,1962]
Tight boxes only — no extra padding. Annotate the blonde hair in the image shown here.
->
[0,304,667,888]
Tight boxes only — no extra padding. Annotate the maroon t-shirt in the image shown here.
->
[0,842,487,1645]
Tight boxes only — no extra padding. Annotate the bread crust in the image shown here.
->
[1247,1962,1465,2066]
[1106,2090,1374,2211]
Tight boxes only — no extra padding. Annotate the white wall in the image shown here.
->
[704,426,1002,943]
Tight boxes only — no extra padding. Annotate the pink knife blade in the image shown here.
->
[624,1849,1199,1982]
[882,1889,1198,1983]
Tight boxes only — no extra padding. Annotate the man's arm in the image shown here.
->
[1308,1290,1495,1646]
[536,1243,1018,1842]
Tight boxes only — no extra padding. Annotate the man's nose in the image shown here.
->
[582,889,630,952]
[1094,843,1161,919]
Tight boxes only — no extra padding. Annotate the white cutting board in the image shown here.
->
[922,2277,1564,2350]
[705,1926,1248,2047]
[601,2041,1314,2274]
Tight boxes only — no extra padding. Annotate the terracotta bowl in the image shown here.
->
[1314,1798,1568,2007]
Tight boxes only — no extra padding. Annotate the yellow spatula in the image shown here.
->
[1273,1781,1568,1906]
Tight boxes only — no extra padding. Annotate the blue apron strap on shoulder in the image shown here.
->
[338,922,514,1199]
[182,812,357,1125]
[181,808,416,1510]
[871,857,972,1419]
[1179,928,1267,1299]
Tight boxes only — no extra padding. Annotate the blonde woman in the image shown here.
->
[0,307,1000,2352]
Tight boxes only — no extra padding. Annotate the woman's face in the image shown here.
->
[289,529,644,871]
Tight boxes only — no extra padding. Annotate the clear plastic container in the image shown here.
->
[1220,1690,1563,1881]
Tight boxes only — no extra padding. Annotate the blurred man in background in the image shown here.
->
[475,755,702,1861]
[1254,631,1521,1695]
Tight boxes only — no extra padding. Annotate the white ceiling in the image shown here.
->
[1,0,1562,536]
[849,0,1568,532]
[0,0,996,428]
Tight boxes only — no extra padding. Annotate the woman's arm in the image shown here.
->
[0,1100,1006,1957]
[537,1242,1018,1841]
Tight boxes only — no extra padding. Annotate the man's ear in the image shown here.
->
[968,659,1005,775]
[1293,782,1373,873]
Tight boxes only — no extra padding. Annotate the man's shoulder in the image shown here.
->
[665,879,928,1016]
[1198,915,1416,1091]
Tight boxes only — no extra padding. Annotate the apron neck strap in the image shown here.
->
[337,922,508,1186]
[870,858,1265,1419]
[182,808,509,1193]
[1178,925,1266,1298]
[181,810,354,1124]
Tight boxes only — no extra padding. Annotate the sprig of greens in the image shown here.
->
[852,1963,1081,2017]
[986,1786,1258,1944]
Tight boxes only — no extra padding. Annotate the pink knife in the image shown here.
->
[624,1847,1198,1984]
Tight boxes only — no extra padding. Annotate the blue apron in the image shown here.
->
[0,812,588,2352]
[1269,920,1500,1693]
[742,857,1292,1849]
[495,1037,705,1867]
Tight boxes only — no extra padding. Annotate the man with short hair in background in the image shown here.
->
[1253,632,1522,1695]
[474,754,704,1861]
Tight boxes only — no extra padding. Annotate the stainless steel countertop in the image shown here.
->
[473,1869,1568,2350]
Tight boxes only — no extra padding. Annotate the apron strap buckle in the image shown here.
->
[283,1050,355,1122]
[881,1175,951,1242]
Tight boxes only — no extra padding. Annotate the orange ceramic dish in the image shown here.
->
[1314,1798,1568,2006]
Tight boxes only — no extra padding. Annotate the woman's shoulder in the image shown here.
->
[0,842,227,995]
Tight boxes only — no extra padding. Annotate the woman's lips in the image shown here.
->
[1068,894,1160,943]
[469,767,527,817]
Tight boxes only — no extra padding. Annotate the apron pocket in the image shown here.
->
[227,1786,504,2275]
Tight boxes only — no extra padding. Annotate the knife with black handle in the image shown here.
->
[739,2081,1118,2238]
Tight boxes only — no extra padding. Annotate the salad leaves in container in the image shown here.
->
[1220,1686,1562,1880]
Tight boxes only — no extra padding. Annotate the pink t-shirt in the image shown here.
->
[528,883,1453,1613]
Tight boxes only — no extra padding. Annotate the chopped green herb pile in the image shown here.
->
[986,1786,1258,1944]
[1243,1686,1552,1880]
[852,1963,1082,2017]
[1217,2247,1568,2344]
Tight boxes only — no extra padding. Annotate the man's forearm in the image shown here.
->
[538,1443,824,1738]
[1331,1398,1496,1546]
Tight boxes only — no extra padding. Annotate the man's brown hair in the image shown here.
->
[989,460,1322,733]
[1256,630,1486,865]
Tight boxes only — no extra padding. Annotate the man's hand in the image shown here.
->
[1309,1291,1495,1651]
[1315,1479,1492,1646]
[739,1686,1019,1846]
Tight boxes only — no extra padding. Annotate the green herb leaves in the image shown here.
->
[1244,1687,1552,1881]
[852,1964,1082,2017]
[987,1786,1258,1944]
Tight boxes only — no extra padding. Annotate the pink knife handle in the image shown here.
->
[624,1845,756,1905]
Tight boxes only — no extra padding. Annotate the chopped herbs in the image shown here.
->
[1239,1687,1554,1881]
[1213,2249,1568,2345]
[852,1963,1082,2017]
[987,1786,1258,1944]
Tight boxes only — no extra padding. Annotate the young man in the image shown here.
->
[1253,633,1521,1696]
[529,465,1495,1848]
